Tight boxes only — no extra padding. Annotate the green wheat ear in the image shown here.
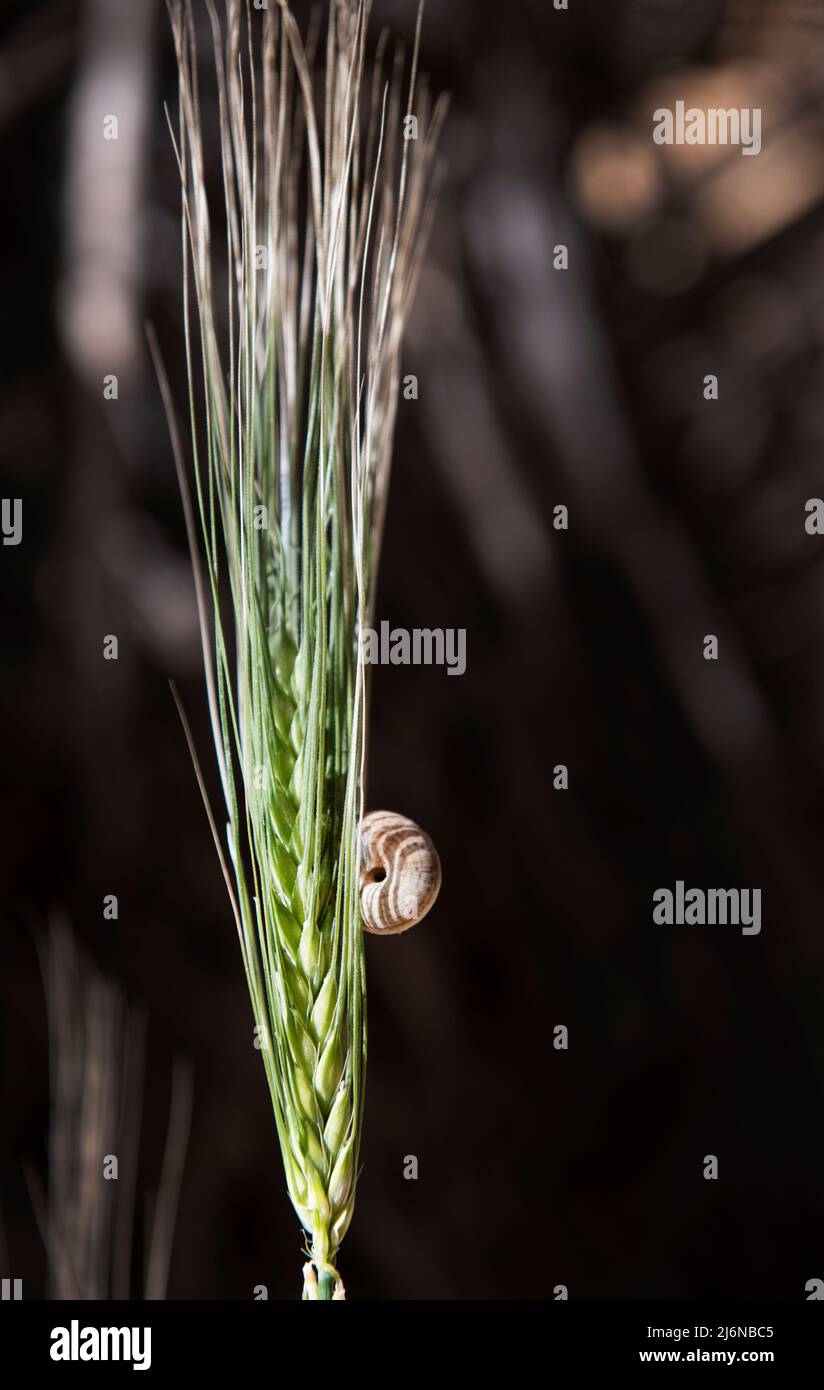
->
[161,0,445,1299]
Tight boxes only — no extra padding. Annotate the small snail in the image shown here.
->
[359,811,441,936]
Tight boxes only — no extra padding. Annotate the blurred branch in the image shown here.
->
[58,0,155,398]
[144,1060,193,1300]
[36,920,191,1299]
[43,919,127,1299]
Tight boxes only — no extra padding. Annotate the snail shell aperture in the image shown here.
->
[359,810,441,936]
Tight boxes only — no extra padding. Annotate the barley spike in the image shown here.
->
[165,0,446,1297]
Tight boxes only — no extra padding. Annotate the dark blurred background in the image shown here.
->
[4,0,824,1300]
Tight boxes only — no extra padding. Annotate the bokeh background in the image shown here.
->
[4,0,824,1299]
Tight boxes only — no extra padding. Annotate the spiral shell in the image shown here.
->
[359,811,441,936]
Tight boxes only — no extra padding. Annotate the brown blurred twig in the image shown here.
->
[29,920,192,1299]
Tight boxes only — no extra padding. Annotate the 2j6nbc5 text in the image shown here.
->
[646,1327,774,1342]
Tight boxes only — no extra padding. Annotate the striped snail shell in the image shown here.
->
[359,811,441,936]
